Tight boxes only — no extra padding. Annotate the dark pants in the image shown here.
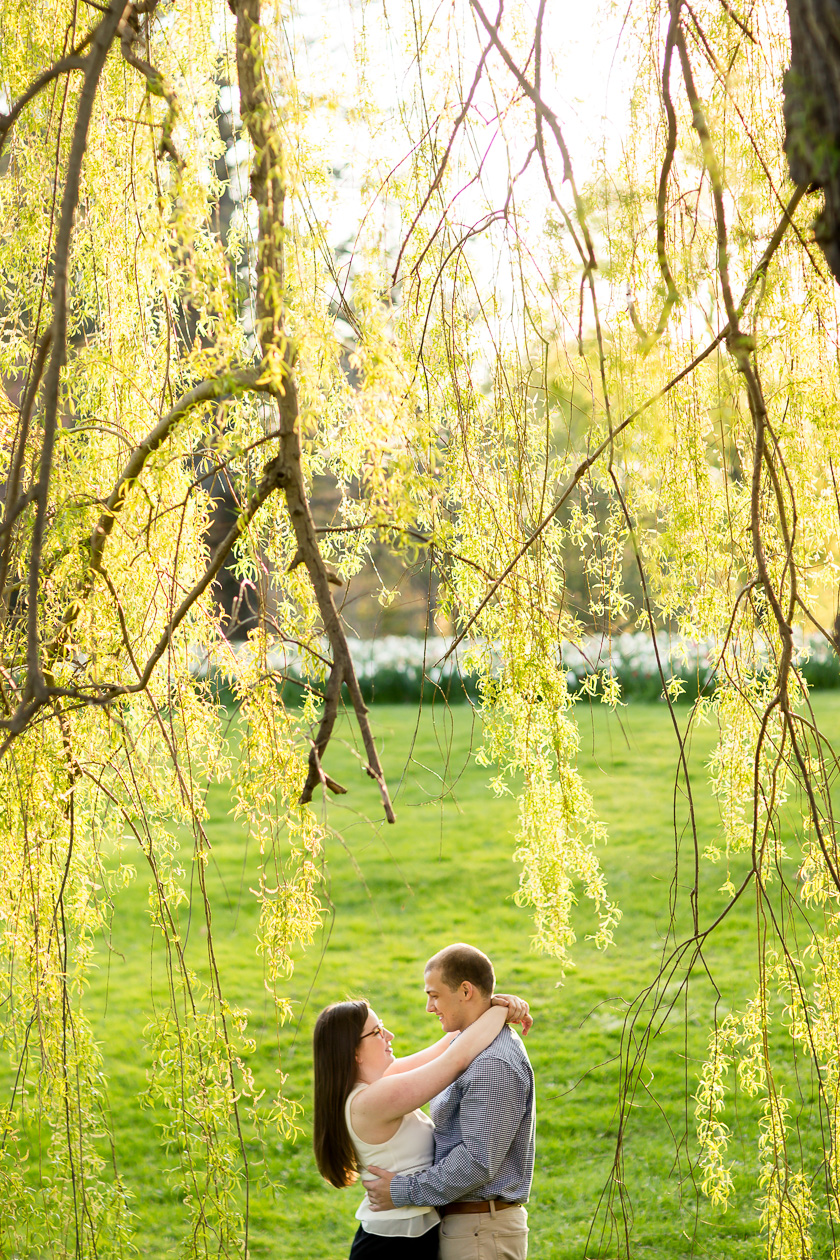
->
[348,1223,440,1259]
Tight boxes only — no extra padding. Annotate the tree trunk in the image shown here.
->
[784,0,840,282]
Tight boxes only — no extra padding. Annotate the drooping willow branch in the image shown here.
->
[628,0,682,347]
[590,12,840,1251]
[438,181,804,667]
[471,0,615,422]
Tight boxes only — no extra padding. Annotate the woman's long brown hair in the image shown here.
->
[313,999,369,1188]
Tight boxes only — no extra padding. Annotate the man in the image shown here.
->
[363,943,535,1260]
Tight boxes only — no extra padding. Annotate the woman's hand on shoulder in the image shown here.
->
[491,992,533,1037]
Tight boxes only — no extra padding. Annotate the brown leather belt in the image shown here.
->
[440,1201,522,1216]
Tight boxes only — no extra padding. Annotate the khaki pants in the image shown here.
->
[439,1205,528,1260]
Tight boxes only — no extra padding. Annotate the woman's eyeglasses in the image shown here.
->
[359,1020,386,1041]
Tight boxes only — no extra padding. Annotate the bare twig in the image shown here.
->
[390,0,502,285]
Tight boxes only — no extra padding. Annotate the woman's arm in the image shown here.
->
[492,993,533,1037]
[382,995,531,1076]
[383,1032,458,1076]
[354,1004,510,1125]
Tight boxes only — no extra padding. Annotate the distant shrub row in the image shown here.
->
[195,631,840,705]
[353,633,840,704]
[562,631,840,702]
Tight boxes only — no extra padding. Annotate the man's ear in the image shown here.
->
[460,981,473,1000]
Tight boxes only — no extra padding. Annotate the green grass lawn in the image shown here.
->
[68,694,840,1257]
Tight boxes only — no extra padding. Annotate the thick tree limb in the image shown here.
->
[232,0,395,821]
[300,663,347,803]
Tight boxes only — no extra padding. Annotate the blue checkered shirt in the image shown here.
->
[390,1025,535,1208]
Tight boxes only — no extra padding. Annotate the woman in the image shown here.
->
[313,994,529,1258]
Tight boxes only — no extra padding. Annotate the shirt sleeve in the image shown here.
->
[390,1058,528,1208]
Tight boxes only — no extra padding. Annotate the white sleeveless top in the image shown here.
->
[344,1083,440,1237]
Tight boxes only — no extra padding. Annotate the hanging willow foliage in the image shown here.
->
[0,0,839,1254]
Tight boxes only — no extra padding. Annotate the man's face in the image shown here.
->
[424,965,468,1033]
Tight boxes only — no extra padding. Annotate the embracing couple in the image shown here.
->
[313,942,536,1259]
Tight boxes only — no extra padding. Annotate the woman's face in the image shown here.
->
[355,1008,395,1082]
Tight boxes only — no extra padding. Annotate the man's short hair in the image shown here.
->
[426,943,495,996]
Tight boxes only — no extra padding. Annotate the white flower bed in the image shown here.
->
[189,635,462,683]
[561,631,716,691]
[345,635,458,682]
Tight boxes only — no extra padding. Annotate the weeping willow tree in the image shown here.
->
[1,0,840,1255]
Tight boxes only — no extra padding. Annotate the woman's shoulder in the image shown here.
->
[345,1081,367,1115]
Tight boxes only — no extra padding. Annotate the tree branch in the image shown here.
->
[650,1,682,343]
[675,24,737,324]
[25,0,128,702]
[390,0,502,285]
[0,327,53,618]
[232,0,395,822]
[119,11,181,165]
[45,369,266,662]
[300,662,347,803]
[439,330,727,663]
[0,46,92,158]
[1,448,293,733]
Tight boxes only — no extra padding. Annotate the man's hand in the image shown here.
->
[362,1165,396,1211]
[491,992,533,1037]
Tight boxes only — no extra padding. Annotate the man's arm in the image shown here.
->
[366,1057,529,1209]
